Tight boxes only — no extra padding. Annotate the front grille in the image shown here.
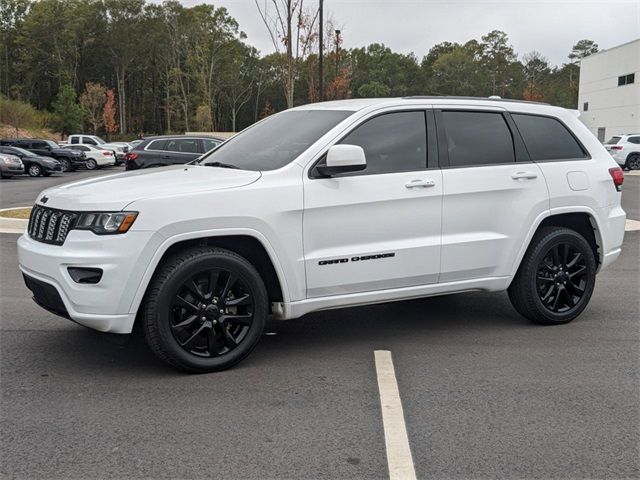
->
[28,205,78,245]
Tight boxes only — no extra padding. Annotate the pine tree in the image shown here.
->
[51,85,83,137]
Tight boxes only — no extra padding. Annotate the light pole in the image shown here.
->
[335,29,341,78]
[319,0,324,102]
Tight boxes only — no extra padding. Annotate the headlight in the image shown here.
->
[1,157,20,165]
[75,212,138,234]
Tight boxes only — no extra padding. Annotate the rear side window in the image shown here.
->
[441,111,515,167]
[337,111,427,175]
[165,138,200,153]
[606,136,621,145]
[512,114,587,160]
[70,137,79,144]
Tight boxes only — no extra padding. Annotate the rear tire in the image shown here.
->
[60,158,72,172]
[86,158,97,170]
[625,154,640,170]
[142,247,268,373]
[508,227,596,325]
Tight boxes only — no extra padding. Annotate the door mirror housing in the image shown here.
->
[316,144,366,177]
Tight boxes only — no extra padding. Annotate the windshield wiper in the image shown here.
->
[203,161,240,169]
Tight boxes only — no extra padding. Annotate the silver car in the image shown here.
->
[0,153,24,178]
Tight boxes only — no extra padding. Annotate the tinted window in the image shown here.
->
[200,110,353,171]
[606,136,621,145]
[83,137,97,145]
[628,136,640,144]
[147,139,167,151]
[512,114,587,160]
[165,138,200,153]
[335,111,427,175]
[441,111,514,166]
[203,138,221,152]
[70,137,79,144]
[31,141,48,149]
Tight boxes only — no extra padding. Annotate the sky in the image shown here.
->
[179,0,640,66]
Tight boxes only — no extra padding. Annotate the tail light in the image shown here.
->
[124,152,138,162]
[610,146,623,150]
[609,167,624,191]
[103,151,112,156]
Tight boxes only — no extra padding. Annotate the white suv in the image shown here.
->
[604,134,640,170]
[18,97,627,372]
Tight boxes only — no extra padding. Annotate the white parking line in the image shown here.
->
[625,170,640,176]
[626,219,640,232]
[374,350,417,480]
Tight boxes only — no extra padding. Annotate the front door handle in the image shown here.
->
[405,179,436,189]
[511,171,538,180]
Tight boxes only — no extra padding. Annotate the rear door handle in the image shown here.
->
[511,171,538,180]
[160,154,172,159]
[405,179,436,189]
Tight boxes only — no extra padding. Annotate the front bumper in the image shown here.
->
[1,164,24,175]
[18,229,165,333]
[43,163,63,173]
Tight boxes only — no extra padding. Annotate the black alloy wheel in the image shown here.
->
[142,247,268,372]
[508,227,596,324]
[535,243,588,313]
[626,154,640,170]
[170,268,254,357]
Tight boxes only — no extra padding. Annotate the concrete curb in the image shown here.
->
[0,207,30,234]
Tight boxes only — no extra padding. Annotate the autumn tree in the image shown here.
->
[79,82,107,134]
[103,89,118,139]
[522,51,550,101]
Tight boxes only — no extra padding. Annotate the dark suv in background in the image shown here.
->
[0,138,86,172]
[124,135,224,170]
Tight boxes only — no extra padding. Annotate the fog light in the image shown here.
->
[68,267,103,284]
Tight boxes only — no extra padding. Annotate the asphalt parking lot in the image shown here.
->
[1,169,638,479]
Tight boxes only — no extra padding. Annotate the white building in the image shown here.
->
[578,39,639,142]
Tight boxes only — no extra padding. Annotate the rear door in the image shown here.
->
[303,109,442,297]
[436,108,549,282]
[161,138,202,165]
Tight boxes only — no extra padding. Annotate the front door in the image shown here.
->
[303,110,442,298]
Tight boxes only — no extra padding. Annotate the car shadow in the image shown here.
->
[27,291,528,376]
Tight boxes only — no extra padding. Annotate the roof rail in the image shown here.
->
[401,95,549,105]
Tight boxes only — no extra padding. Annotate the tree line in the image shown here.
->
[0,0,599,137]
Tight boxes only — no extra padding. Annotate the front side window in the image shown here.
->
[82,137,97,145]
[512,114,587,161]
[199,110,353,171]
[441,111,515,166]
[335,111,427,175]
[628,136,640,145]
[31,141,48,149]
[203,138,221,152]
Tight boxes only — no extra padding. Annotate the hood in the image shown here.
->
[52,147,82,157]
[36,165,262,211]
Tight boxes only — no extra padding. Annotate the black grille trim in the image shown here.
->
[28,205,79,246]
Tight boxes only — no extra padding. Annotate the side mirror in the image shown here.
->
[316,144,366,177]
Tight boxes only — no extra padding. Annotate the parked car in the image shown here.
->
[61,145,117,170]
[604,133,640,170]
[0,146,62,177]
[0,138,85,172]
[0,153,24,178]
[18,97,626,373]
[124,135,224,170]
[66,134,130,164]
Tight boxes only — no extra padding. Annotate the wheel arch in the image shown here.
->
[511,209,604,279]
[128,230,289,320]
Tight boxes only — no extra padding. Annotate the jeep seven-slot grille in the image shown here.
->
[28,205,78,245]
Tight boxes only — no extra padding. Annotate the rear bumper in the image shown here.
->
[597,204,626,271]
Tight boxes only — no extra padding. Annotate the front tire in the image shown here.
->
[142,247,268,373]
[27,164,42,177]
[508,227,596,325]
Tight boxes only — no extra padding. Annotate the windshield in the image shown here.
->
[198,110,353,171]
[605,136,621,145]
